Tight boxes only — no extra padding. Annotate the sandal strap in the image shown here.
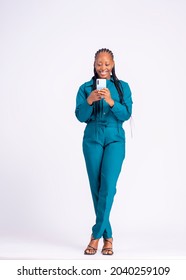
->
[102,238,113,255]
[104,239,113,245]
[87,245,97,251]
[102,248,113,255]
[102,247,112,251]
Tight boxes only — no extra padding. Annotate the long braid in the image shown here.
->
[111,66,124,104]
[92,70,98,116]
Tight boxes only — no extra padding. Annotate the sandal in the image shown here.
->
[84,236,99,255]
[101,238,114,255]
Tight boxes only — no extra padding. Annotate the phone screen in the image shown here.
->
[96,79,106,90]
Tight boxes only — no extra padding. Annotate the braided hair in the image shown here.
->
[93,48,124,104]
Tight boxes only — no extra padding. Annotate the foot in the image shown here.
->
[84,236,99,255]
[101,238,113,255]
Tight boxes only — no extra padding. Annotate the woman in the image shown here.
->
[75,48,133,255]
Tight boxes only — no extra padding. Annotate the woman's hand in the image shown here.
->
[98,88,115,107]
[87,90,101,105]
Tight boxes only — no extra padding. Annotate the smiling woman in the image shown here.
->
[75,48,133,256]
[94,51,114,80]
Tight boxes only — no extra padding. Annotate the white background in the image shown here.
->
[0,0,186,259]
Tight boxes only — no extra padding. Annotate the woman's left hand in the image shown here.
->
[98,88,115,107]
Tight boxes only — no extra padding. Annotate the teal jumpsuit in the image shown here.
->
[75,77,133,239]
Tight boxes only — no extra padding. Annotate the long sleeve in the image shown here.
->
[110,82,133,122]
[75,84,93,123]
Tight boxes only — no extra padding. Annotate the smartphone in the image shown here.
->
[96,79,106,90]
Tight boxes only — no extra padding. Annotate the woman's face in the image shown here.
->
[94,52,114,79]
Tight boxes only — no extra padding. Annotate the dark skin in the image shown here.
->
[87,52,115,107]
[84,52,114,255]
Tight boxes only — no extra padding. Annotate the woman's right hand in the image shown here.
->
[87,90,101,105]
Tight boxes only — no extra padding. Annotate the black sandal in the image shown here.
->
[101,238,114,255]
[84,236,99,255]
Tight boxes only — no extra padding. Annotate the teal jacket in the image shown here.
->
[75,77,133,125]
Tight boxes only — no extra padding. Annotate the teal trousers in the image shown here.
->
[83,122,125,239]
